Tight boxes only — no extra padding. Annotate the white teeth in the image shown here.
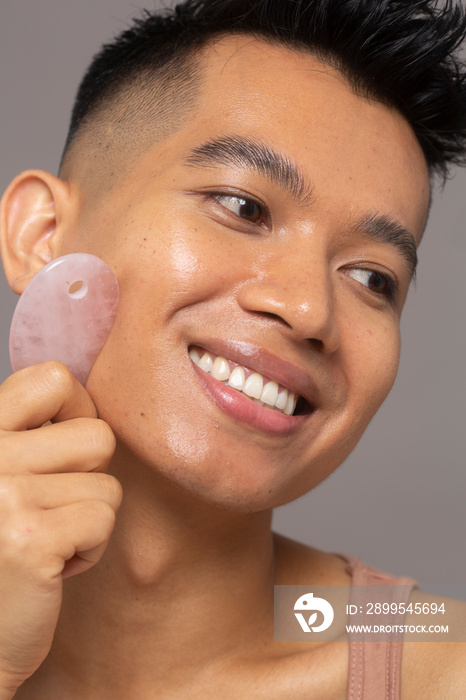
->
[228,365,245,390]
[284,392,297,416]
[211,356,230,381]
[198,352,213,372]
[189,347,200,365]
[243,372,264,399]
[275,389,288,410]
[260,380,279,406]
[190,348,300,416]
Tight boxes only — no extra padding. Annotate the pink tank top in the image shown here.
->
[343,556,417,700]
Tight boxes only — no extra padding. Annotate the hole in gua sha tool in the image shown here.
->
[9,254,119,386]
[68,279,87,298]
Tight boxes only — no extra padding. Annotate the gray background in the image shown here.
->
[1,1,464,587]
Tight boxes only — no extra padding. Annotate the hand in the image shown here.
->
[0,362,122,697]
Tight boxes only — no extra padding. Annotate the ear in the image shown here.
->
[0,170,71,294]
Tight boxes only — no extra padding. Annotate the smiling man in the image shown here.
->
[0,1,465,698]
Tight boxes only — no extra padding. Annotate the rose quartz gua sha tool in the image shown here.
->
[9,253,119,386]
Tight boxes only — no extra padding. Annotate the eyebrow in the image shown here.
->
[184,135,314,205]
[185,135,418,279]
[353,213,418,280]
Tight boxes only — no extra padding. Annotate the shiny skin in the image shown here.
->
[58,36,430,512]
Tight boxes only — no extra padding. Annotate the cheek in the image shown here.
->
[350,321,401,415]
[122,226,230,312]
[84,224,229,439]
[154,233,207,297]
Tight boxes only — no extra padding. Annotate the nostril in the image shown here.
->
[309,337,324,350]
[264,311,288,323]
[257,310,294,330]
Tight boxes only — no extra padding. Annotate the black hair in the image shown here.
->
[63,0,466,179]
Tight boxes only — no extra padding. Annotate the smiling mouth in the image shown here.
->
[189,345,312,417]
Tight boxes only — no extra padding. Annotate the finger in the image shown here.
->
[0,472,123,511]
[0,362,98,431]
[39,500,120,577]
[0,418,116,474]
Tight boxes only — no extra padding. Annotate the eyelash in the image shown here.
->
[209,192,269,227]
[205,192,398,303]
[345,267,398,303]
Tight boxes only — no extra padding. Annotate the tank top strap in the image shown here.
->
[341,556,417,700]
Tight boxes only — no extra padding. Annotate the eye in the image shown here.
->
[212,194,265,224]
[346,268,397,301]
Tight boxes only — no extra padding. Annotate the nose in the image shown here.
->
[236,248,340,353]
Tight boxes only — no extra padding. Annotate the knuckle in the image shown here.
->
[1,361,68,397]
[0,511,42,562]
[104,475,123,508]
[40,361,75,393]
[88,499,117,532]
[0,475,25,512]
[87,420,116,463]
[91,473,122,507]
[20,361,76,408]
[101,499,117,524]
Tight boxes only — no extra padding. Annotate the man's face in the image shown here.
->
[61,36,429,510]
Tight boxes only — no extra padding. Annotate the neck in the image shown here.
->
[32,442,278,697]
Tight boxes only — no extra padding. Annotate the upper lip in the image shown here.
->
[190,338,320,409]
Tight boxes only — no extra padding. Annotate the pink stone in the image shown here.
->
[9,254,119,386]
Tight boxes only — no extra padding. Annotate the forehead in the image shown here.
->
[177,35,429,239]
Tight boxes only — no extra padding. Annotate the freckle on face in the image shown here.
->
[79,37,428,511]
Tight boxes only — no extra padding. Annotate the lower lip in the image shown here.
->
[192,361,308,435]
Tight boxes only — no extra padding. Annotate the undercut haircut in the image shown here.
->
[62,0,466,180]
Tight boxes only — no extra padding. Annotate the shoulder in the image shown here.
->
[273,538,466,698]
[401,590,466,699]
[272,532,352,585]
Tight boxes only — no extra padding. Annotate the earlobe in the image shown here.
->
[0,170,70,294]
